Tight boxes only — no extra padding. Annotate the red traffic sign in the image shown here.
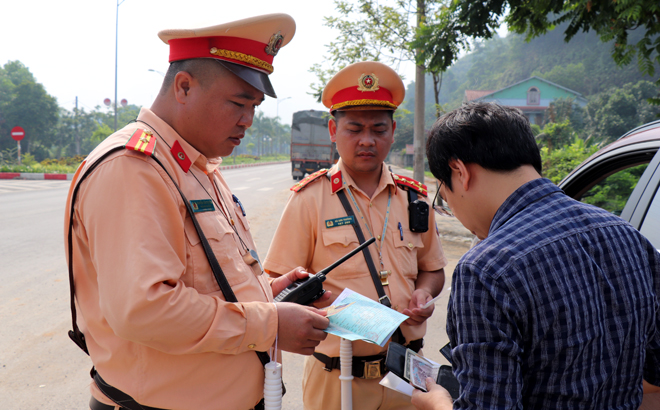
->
[11,126,25,141]
[103,98,111,106]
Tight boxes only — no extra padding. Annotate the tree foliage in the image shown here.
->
[441,0,660,104]
[0,61,58,159]
[585,80,660,143]
[309,0,419,101]
[540,137,600,184]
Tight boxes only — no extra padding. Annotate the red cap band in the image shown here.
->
[331,86,394,107]
[168,36,273,70]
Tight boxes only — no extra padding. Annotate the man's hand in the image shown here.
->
[402,289,435,326]
[276,303,329,355]
[270,266,332,304]
[411,377,453,410]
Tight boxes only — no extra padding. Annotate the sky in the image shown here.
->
[0,0,420,126]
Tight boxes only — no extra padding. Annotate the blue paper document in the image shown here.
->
[321,288,408,346]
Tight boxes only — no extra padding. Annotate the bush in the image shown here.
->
[541,138,600,184]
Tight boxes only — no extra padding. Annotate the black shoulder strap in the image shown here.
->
[67,147,271,407]
[335,189,392,308]
[334,183,407,345]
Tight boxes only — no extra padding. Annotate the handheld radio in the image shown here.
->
[273,237,376,305]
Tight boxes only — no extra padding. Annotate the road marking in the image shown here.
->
[233,186,250,191]
[0,180,70,194]
[246,178,261,182]
[257,187,273,191]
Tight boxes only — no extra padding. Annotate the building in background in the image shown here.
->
[463,76,588,125]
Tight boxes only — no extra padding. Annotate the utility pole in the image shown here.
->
[413,0,426,183]
[75,96,80,155]
[114,0,126,131]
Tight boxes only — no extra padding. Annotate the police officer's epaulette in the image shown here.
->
[124,128,157,157]
[392,173,428,197]
[291,169,329,192]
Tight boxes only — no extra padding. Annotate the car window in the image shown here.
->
[639,183,660,249]
[578,163,649,216]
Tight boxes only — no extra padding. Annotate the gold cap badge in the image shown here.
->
[265,31,284,56]
[358,73,379,92]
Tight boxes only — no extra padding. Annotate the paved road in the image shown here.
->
[0,163,473,409]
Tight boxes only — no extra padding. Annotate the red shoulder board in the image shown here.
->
[392,173,428,197]
[291,169,329,192]
[124,128,157,157]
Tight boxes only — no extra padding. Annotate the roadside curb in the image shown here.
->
[0,161,291,180]
[0,172,73,180]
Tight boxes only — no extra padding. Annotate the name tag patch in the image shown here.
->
[190,199,215,213]
[325,216,355,228]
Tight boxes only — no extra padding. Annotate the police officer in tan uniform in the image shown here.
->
[264,61,447,410]
[64,14,329,410]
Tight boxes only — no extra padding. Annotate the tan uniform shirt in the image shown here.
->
[264,159,447,358]
[65,108,277,410]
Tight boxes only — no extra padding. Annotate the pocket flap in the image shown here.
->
[322,225,359,248]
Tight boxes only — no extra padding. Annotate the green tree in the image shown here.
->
[311,0,458,182]
[532,63,588,96]
[545,97,586,131]
[540,137,600,184]
[536,119,575,151]
[585,80,660,143]
[438,0,660,104]
[2,79,58,161]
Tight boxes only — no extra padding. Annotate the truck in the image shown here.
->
[290,110,339,180]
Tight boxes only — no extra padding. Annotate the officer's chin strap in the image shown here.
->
[263,303,282,410]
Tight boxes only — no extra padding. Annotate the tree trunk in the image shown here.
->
[413,0,426,183]
[433,71,443,118]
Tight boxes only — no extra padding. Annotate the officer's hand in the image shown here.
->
[411,377,453,410]
[270,267,332,304]
[402,289,434,326]
[276,303,329,355]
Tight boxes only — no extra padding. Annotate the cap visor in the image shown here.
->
[216,60,276,98]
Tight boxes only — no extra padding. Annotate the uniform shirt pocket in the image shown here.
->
[183,212,250,293]
[392,228,424,277]
[321,226,370,280]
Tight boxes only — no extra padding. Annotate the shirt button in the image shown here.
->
[369,203,373,207]
[407,243,414,249]
[377,235,381,240]
[247,344,256,349]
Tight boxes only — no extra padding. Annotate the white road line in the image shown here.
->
[246,178,261,182]
[257,187,273,191]
[0,185,37,192]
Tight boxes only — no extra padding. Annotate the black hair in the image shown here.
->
[426,102,542,191]
[159,59,225,95]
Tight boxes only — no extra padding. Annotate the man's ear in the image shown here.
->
[390,119,397,143]
[329,117,338,142]
[173,71,193,104]
[448,158,471,192]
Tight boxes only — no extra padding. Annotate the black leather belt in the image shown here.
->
[313,338,423,379]
[89,396,165,410]
[90,396,265,410]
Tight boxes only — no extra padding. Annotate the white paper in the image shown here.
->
[379,372,414,397]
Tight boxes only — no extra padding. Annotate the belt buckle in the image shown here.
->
[363,359,382,379]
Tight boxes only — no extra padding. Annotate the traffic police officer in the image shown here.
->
[264,61,447,410]
[64,14,328,410]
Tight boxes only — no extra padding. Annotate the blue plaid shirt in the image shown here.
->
[447,178,660,409]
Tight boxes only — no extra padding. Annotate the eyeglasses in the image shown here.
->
[432,183,454,218]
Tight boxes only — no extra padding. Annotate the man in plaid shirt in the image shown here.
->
[412,102,660,409]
